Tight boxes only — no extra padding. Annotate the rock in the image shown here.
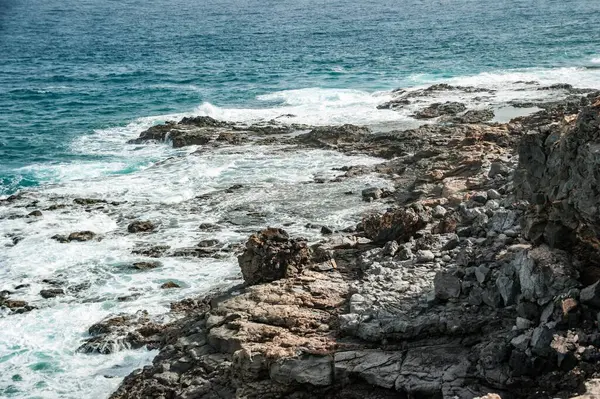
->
[40,288,64,298]
[496,276,519,306]
[382,240,399,257]
[488,161,511,177]
[475,265,490,284]
[487,189,502,200]
[530,325,554,355]
[580,281,600,308]
[511,334,531,350]
[270,355,332,386]
[52,231,96,243]
[432,205,447,218]
[132,245,170,258]
[320,226,334,235]
[361,187,383,201]
[296,124,369,147]
[28,210,42,217]
[362,207,427,243]
[131,262,161,271]
[127,220,156,233]
[197,239,220,248]
[237,228,311,285]
[454,109,495,124]
[471,192,488,204]
[434,272,461,300]
[73,198,107,205]
[514,103,600,249]
[515,317,533,330]
[517,301,541,321]
[78,310,164,354]
[513,245,579,303]
[198,223,220,232]
[160,281,180,289]
[416,250,435,263]
[415,102,467,119]
[490,210,517,232]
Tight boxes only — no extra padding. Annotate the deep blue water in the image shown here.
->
[2,0,600,194]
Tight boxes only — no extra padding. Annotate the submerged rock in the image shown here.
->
[51,231,97,243]
[78,311,164,354]
[160,281,180,289]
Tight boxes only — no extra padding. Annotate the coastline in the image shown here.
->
[3,82,600,398]
[107,86,600,397]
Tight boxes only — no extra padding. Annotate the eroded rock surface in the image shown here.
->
[104,90,600,399]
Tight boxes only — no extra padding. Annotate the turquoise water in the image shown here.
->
[2,0,600,194]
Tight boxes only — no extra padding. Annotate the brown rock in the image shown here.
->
[127,220,156,233]
[237,228,311,285]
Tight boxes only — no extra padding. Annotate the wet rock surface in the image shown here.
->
[50,87,600,398]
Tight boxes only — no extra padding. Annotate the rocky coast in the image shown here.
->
[4,83,600,398]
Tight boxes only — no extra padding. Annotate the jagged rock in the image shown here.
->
[362,207,428,243]
[382,240,399,257]
[488,161,511,177]
[434,272,461,300]
[237,228,311,285]
[415,102,467,119]
[496,276,519,306]
[361,187,382,201]
[454,109,495,124]
[296,124,369,147]
[515,102,600,250]
[580,281,600,308]
[513,245,579,303]
[127,220,156,233]
[78,311,164,354]
[270,356,332,386]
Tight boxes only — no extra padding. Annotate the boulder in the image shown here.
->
[237,228,311,285]
[68,231,96,242]
[362,207,428,243]
[160,281,180,289]
[434,272,461,300]
[127,220,156,233]
[580,281,600,308]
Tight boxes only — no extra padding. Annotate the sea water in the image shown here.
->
[2,0,600,397]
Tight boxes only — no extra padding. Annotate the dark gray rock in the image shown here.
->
[434,272,461,300]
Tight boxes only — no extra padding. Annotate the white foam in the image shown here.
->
[0,144,388,398]
[193,88,409,126]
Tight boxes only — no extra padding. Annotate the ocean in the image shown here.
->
[1,0,600,397]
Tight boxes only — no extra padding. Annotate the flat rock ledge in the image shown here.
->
[105,92,600,399]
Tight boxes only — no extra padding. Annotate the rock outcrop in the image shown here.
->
[105,91,600,399]
[237,228,311,285]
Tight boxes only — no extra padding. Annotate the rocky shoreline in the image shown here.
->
[4,83,600,398]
